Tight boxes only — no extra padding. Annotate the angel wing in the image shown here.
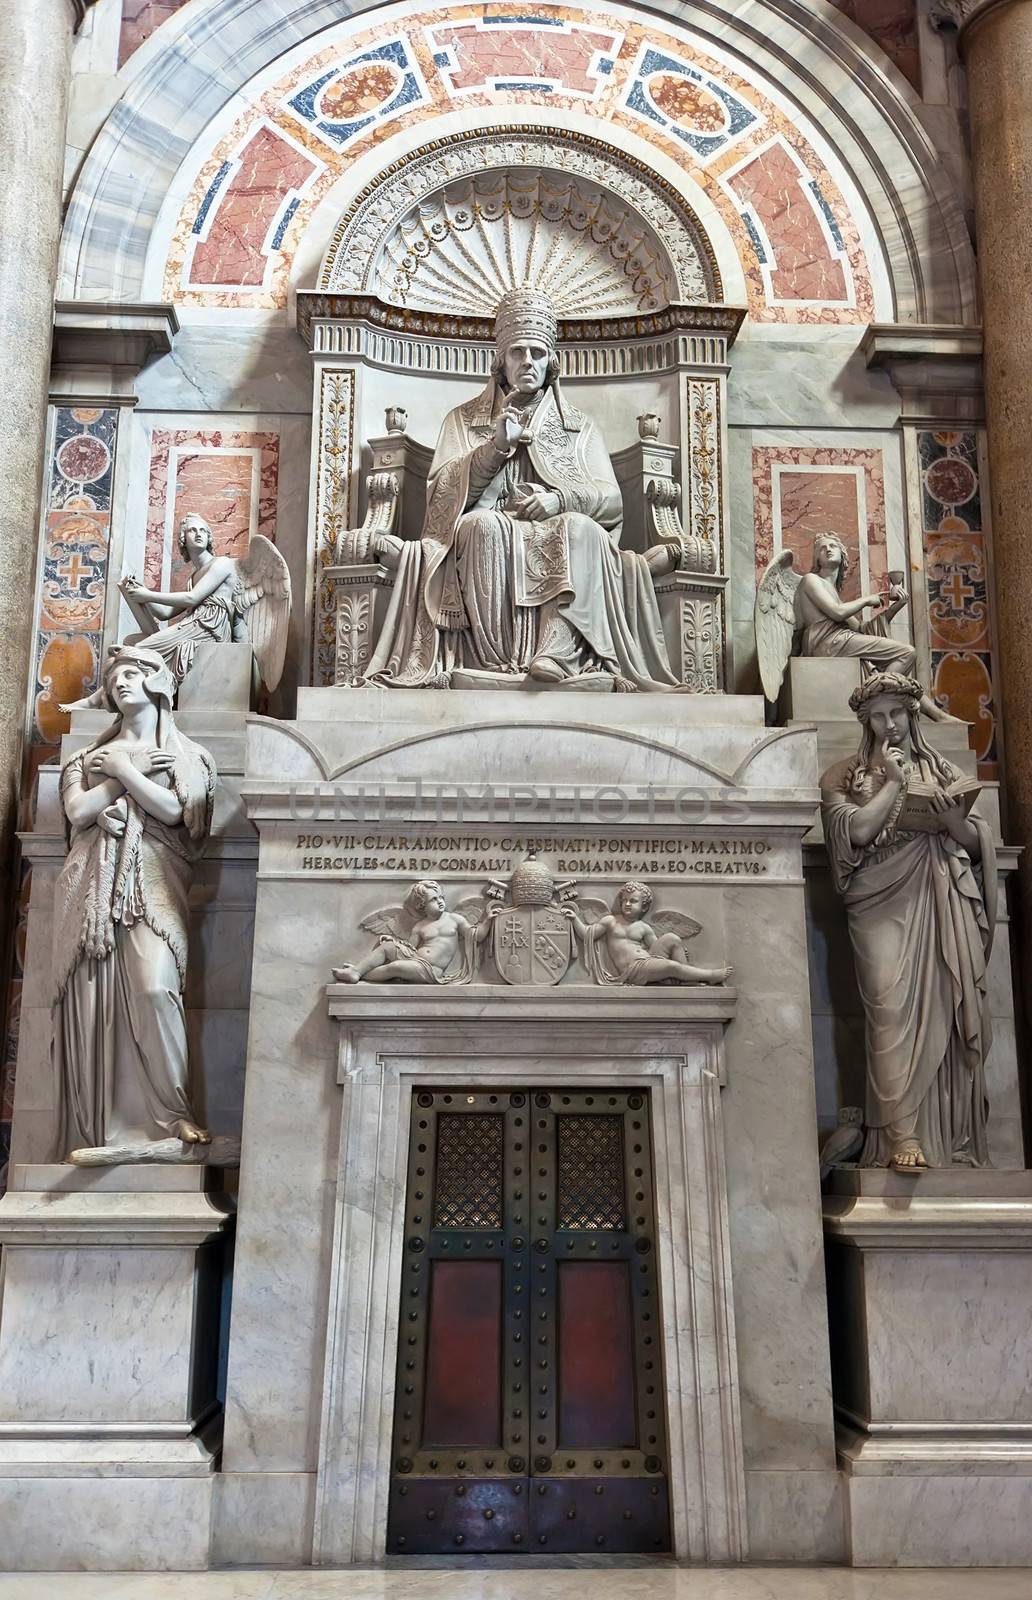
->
[754,549,802,701]
[651,908,702,942]
[455,896,489,927]
[575,897,611,925]
[358,904,410,940]
[234,535,291,693]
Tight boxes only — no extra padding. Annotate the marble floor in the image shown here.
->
[0,1570,1029,1600]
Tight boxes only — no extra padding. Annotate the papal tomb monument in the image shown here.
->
[0,0,1031,1580]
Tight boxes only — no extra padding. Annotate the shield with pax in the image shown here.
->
[493,904,573,986]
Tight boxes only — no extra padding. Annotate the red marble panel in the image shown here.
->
[118,0,189,69]
[190,127,317,288]
[776,469,865,599]
[753,447,887,598]
[432,23,616,95]
[144,430,280,592]
[829,0,920,90]
[168,453,257,591]
[729,142,848,304]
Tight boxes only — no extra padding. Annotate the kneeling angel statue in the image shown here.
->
[118,513,291,697]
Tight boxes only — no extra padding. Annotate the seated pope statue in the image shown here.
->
[364,287,681,690]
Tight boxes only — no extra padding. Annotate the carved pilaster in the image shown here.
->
[328,564,394,687]
[309,368,356,684]
[652,570,729,693]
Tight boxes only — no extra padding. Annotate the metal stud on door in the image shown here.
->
[386,1090,670,1554]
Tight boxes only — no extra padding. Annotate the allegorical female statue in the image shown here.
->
[54,644,216,1162]
[119,513,291,696]
[365,286,682,690]
[821,672,995,1171]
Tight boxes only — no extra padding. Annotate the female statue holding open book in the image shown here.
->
[821,672,996,1172]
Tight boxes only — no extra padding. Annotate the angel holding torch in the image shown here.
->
[563,881,732,985]
[119,514,291,696]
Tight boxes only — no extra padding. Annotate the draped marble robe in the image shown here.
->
[821,755,996,1166]
[53,716,216,1156]
[365,377,681,689]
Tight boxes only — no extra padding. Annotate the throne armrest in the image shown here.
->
[334,471,400,564]
[645,479,718,575]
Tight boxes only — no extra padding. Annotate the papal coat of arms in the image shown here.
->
[488,853,576,987]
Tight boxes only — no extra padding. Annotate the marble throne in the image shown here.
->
[295,142,742,692]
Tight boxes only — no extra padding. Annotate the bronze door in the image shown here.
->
[387,1089,670,1555]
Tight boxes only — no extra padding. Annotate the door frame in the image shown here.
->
[314,986,746,1565]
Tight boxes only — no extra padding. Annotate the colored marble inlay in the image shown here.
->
[829,0,920,90]
[145,429,280,594]
[728,142,849,305]
[162,4,875,325]
[287,39,428,149]
[33,406,118,752]
[752,446,887,601]
[920,430,998,778]
[624,45,756,161]
[118,0,189,69]
[189,126,319,289]
[430,18,619,96]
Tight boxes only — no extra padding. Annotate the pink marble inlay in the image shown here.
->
[190,126,317,288]
[829,0,920,89]
[431,21,617,95]
[118,0,189,69]
[144,430,280,591]
[729,142,848,304]
[753,446,887,600]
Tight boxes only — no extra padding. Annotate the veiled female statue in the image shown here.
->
[365,287,681,690]
[54,645,216,1162]
[821,672,995,1172]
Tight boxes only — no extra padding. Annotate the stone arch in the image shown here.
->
[60,0,976,325]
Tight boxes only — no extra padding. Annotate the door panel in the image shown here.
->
[423,1260,502,1448]
[557,1261,636,1447]
[387,1089,669,1555]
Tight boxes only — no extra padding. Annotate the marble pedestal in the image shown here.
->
[824,1169,1032,1566]
[0,1164,234,1570]
[216,687,844,1567]
[784,658,978,779]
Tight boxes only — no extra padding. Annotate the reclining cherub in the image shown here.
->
[332,879,499,985]
[563,881,732,986]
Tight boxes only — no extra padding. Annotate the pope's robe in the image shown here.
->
[821,755,996,1167]
[365,378,681,689]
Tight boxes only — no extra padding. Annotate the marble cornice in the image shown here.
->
[0,1190,235,1247]
[297,292,745,366]
[861,321,984,425]
[824,1193,1032,1247]
[327,983,738,1027]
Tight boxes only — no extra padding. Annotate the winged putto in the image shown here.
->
[563,881,732,986]
[332,881,498,985]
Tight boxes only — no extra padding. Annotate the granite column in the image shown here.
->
[0,1,82,943]
[959,0,1032,1006]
